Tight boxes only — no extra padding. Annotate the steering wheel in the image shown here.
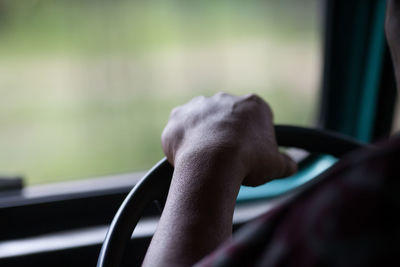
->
[97,125,371,267]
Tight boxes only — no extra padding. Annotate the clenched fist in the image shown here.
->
[161,92,297,186]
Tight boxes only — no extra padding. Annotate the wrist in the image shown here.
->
[173,145,247,186]
[145,144,246,266]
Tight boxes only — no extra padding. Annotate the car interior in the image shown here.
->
[0,0,397,266]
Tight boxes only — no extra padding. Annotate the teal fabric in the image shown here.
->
[340,0,386,141]
[237,156,336,202]
[356,0,386,142]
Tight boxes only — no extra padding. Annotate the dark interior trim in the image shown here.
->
[0,172,163,240]
[0,199,273,267]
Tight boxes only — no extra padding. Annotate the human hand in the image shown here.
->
[161,92,297,186]
[145,93,297,266]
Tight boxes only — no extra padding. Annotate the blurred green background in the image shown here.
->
[0,0,321,185]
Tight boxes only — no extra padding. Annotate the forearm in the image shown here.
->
[142,149,245,266]
[143,92,296,266]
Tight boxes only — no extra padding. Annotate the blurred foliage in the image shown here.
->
[0,0,318,55]
[0,0,320,184]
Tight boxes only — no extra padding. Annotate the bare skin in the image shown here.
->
[143,2,400,266]
[142,93,296,266]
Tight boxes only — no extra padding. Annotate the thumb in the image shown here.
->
[275,152,297,179]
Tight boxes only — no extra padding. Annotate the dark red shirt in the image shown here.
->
[196,136,400,267]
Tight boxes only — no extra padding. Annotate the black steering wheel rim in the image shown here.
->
[97,125,371,267]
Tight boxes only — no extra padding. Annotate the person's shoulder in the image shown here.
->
[254,135,400,266]
[195,135,400,267]
[348,133,400,163]
[310,134,400,188]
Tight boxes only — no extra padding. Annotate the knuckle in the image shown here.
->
[238,94,274,119]
[191,95,206,102]
[214,92,234,100]
[239,93,262,108]
[266,106,274,120]
[170,107,180,117]
[263,101,274,118]
[243,93,261,102]
[240,94,262,107]
[214,91,226,97]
